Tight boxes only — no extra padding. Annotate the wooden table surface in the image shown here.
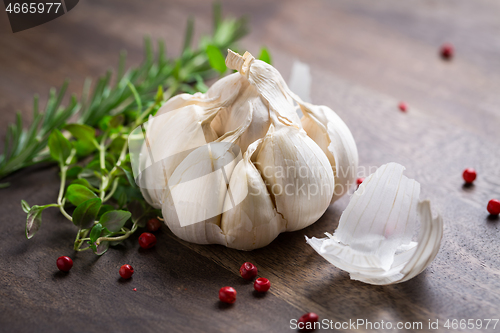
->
[1,1,500,332]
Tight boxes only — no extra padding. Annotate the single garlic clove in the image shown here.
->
[255,123,335,231]
[221,139,286,250]
[205,72,246,103]
[212,84,271,154]
[162,142,242,245]
[156,72,244,118]
[306,162,443,285]
[155,92,206,116]
[137,105,220,208]
[300,103,358,203]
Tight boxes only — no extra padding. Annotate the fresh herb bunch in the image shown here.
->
[5,4,269,255]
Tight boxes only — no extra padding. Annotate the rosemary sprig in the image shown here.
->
[0,2,248,184]
[11,3,251,255]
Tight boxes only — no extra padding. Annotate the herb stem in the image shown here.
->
[74,229,90,251]
[98,133,109,201]
[108,137,129,178]
[57,149,76,222]
[96,223,138,245]
[103,178,119,202]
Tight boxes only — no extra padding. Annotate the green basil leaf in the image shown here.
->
[206,45,227,74]
[86,160,112,173]
[78,167,97,178]
[48,129,72,164]
[26,205,44,239]
[67,166,83,179]
[21,200,30,213]
[99,210,131,232]
[71,178,94,189]
[64,124,96,145]
[89,223,103,244]
[258,47,272,64]
[98,116,112,131]
[105,153,117,167]
[77,168,101,188]
[66,184,98,206]
[97,204,115,219]
[118,166,137,188]
[127,200,144,223]
[109,114,124,129]
[74,139,96,156]
[73,198,102,229]
[109,136,126,154]
[117,191,127,209]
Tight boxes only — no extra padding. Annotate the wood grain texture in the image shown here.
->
[1,0,499,332]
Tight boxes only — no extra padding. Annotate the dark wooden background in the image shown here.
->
[1,0,499,332]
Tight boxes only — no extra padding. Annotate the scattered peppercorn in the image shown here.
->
[219,286,237,304]
[487,199,500,216]
[298,312,319,332]
[138,232,157,249]
[440,43,454,60]
[462,168,477,184]
[133,288,137,291]
[398,102,408,112]
[119,264,134,279]
[146,217,162,232]
[356,178,365,186]
[240,262,258,280]
[254,277,271,293]
[56,256,73,272]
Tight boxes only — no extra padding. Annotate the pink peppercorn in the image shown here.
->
[254,278,271,293]
[462,168,477,184]
[487,199,500,216]
[298,312,319,331]
[56,256,73,272]
[119,264,134,279]
[219,286,237,304]
[440,43,454,60]
[398,102,408,112]
[240,262,258,280]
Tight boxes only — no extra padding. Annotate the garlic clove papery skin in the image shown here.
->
[162,142,243,246]
[305,162,443,285]
[255,123,335,232]
[138,104,220,209]
[156,73,244,117]
[212,81,271,154]
[226,50,302,129]
[299,103,358,203]
[221,139,286,250]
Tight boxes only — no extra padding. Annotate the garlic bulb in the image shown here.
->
[306,163,443,285]
[132,50,358,250]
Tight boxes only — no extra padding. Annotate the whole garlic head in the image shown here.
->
[131,50,358,250]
